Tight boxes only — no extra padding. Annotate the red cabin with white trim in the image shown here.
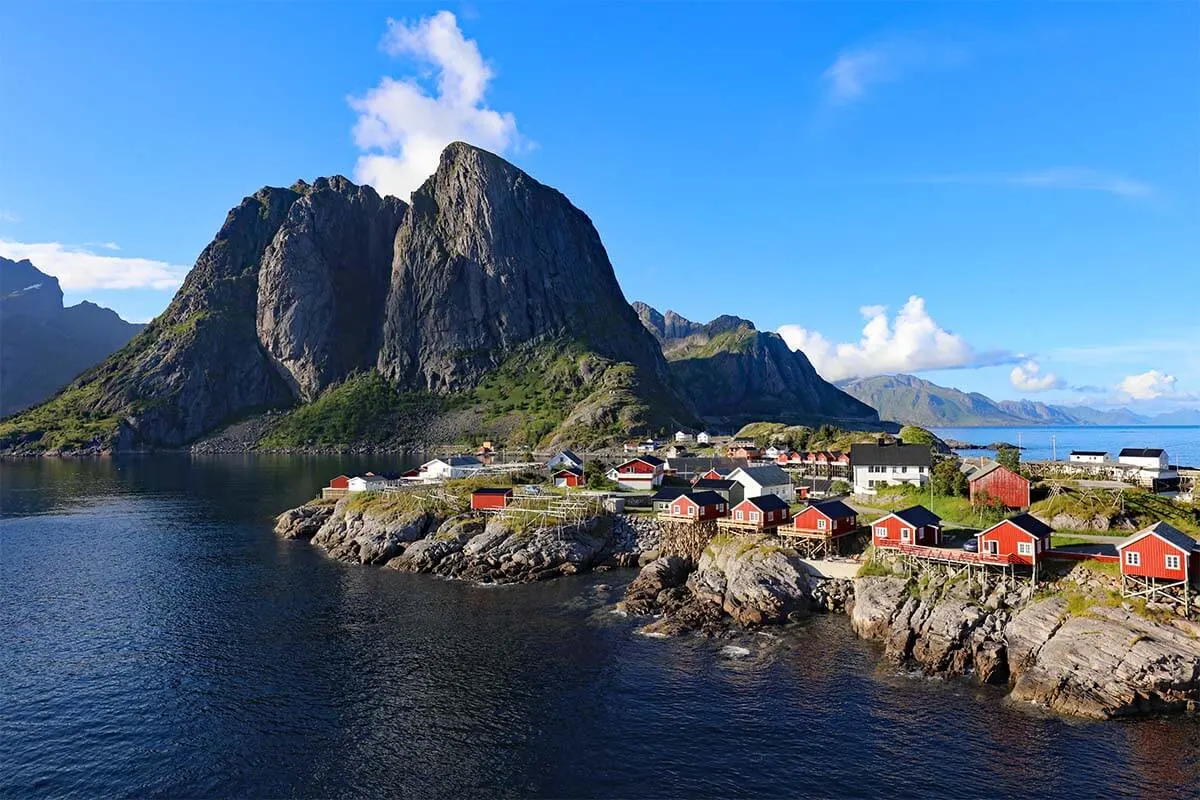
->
[667,490,728,521]
[552,468,583,488]
[328,475,350,490]
[614,456,665,490]
[968,463,1031,509]
[1117,522,1198,583]
[870,506,942,549]
[793,500,859,536]
[975,513,1053,565]
[695,468,727,482]
[729,495,791,529]
[471,487,513,511]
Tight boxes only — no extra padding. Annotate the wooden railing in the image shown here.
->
[897,543,1018,565]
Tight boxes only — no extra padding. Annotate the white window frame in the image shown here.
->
[875,526,887,538]
[1125,551,1140,567]
[901,528,911,542]
[688,506,696,517]
[750,512,760,523]
[1017,542,1033,556]
[986,540,999,555]
[673,504,681,515]
[736,510,744,521]
[817,518,827,530]
[1165,554,1181,570]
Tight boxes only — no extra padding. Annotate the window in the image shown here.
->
[901,528,911,542]
[688,506,696,517]
[1017,542,1033,556]
[736,510,744,521]
[875,526,887,538]
[673,504,681,515]
[750,512,760,523]
[1125,551,1141,567]
[1166,554,1181,570]
[987,540,999,555]
[817,519,827,530]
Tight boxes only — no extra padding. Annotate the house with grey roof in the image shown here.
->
[726,464,795,503]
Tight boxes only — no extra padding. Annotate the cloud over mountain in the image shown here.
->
[1010,360,1065,393]
[0,239,186,291]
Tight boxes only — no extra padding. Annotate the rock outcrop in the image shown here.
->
[631,303,879,428]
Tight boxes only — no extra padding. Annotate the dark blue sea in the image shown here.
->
[932,425,1200,466]
[2,455,1198,798]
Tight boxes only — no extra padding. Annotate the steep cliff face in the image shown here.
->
[1,143,690,452]
[256,177,407,401]
[633,304,879,427]
[0,258,144,416]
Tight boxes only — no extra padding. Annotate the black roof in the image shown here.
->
[809,499,858,519]
[472,487,513,495]
[742,494,790,513]
[1003,513,1053,538]
[553,466,583,475]
[850,442,933,467]
[1070,450,1107,456]
[682,490,727,507]
[1121,522,1198,553]
[692,478,736,490]
[663,457,749,475]
[652,487,689,502]
[1119,448,1164,458]
[626,455,665,467]
[890,505,942,527]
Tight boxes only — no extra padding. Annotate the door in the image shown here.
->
[986,540,999,555]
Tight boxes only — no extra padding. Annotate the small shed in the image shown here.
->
[968,463,1031,509]
[1117,522,1198,584]
[328,475,350,490]
[471,487,513,511]
[553,468,583,488]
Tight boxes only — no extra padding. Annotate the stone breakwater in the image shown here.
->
[276,500,1200,720]
[274,498,661,584]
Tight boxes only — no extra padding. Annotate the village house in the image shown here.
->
[727,445,762,460]
[696,431,712,445]
[968,462,1031,509]
[666,444,692,459]
[674,430,694,443]
[764,445,783,460]
[871,505,943,548]
[850,442,932,495]
[1069,450,1107,464]
[637,439,659,454]
[348,474,389,492]
[775,450,804,466]
[419,456,484,481]
[975,513,1053,566]
[651,486,689,513]
[664,456,748,481]
[792,499,859,537]
[1118,448,1180,490]
[662,490,728,522]
[552,467,583,488]
[470,487,513,511]
[727,464,796,503]
[613,455,665,491]
[690,477,742,505]
[727,494,791,530]
[1116,522,1198,611]
[547,450,584,472]
[328,475,350,490]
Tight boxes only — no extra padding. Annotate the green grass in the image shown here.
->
[867,485,1005,530]
[1032,486,1200,537]
[0,381,120,452]
[666,326,757,360]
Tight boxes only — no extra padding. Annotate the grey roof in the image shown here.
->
[681,490,727,507]
[808,499,858,519]
[553,449,583,465]
[732,465,791,487]
[1120,521,1197,553]
[891,505,942,527]
[692,478,736,491]
[1119,448,1165,458]
[1002,513,1053,538]
[968,462,1026,483]
[665,457,749,474]
[742,494,790,513]
[445,456,483,467]
[651,487,689,502]
[850,442,933,468]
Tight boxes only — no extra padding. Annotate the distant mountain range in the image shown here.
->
[1,257,144,417]
[837,373,1200,427]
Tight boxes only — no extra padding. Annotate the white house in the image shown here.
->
[849,442,932,495]
[697,431,712,445]
[726,465,796,503]
[637,439,659,454]
[419,456,484,481]
[764,445,782,460]
[1069,450,1108,464]
[674,430,693,443]
[1118,448,1179,490]
[547,450,584,472]
[348,475,389,492]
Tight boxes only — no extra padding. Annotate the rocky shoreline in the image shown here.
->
[275,497,1200,721]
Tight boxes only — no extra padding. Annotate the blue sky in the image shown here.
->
[1,3,1196,411]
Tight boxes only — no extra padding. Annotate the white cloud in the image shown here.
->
[1117,369,1178,400]
[910,168,1154,199]
[1010,360,1064,393]
[0,210,18,223]
[822,35,966,105]
[0,239,187,291]
[349,11,523,200]
[777,295,1014,381]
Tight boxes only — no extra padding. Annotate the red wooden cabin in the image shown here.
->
[871,506,943,549]
[729,494,791,529]
[794,500,859,536]
[553,468,583,488]
[975,513,1053,565]
[665,490,728,522]
[471,487,513,511]
[1117,522,1198,583]
[614,456,665,490]
[969,463,1031,509]
[328,475,350,490]
[695,468,726,481]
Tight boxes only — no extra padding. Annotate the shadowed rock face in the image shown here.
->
[632,303,880,427]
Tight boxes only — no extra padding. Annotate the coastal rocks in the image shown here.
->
[273,502,335,540]
[847,577,909,640]
[310,500,435,565]
[810,578,854,613]
[1006,599,1200,719]
[621,556,693,616]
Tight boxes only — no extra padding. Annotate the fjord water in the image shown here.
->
[2,457,1198,799]
[932,425,1200,465]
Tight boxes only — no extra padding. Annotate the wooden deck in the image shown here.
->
[894,543,1018,566]
[716,517,783,533]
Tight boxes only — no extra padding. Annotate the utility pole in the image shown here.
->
[1051,434,1057,462]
